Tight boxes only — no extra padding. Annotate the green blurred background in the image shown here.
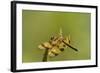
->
[22,10,91,63]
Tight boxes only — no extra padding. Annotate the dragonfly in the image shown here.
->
[38,28,78,62]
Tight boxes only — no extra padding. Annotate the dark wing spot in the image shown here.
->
[63,44,66,47]
[51,36,54,40]
[51,51,59,56]
[60,48,64,51]
[55,53,58,56]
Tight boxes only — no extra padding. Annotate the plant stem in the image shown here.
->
[42,48,49,62]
